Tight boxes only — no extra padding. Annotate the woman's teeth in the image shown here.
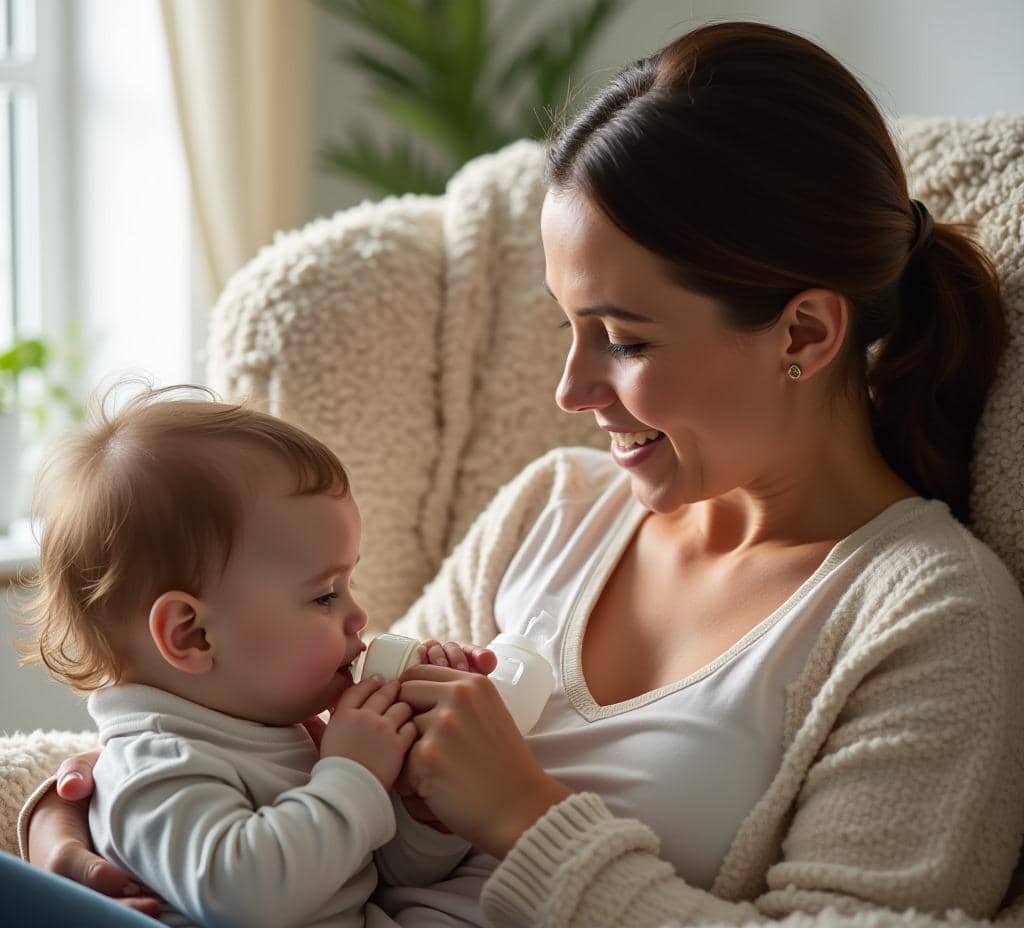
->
[610,429,662,448]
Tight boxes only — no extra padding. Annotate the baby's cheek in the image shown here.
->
[280,637,346,687]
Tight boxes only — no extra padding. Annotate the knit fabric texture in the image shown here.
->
[0,729,100,855]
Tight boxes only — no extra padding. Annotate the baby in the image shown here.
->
[19,384,483,928]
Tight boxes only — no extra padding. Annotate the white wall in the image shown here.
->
[2,586,93,734]
[312,0,1024,216]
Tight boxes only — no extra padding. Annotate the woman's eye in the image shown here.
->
[606,341,647,358]
[558,320,571,330]
[313,592,338,608]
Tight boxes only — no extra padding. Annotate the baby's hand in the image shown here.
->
[320,678,417,790]
[418,639,497,675]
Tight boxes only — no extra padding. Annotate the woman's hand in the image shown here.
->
[28,753,162,918]
[398,665,572,858]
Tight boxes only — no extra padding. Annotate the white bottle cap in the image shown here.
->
[357,633,423,682]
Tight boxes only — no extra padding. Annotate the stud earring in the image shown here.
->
[787,363,802,381]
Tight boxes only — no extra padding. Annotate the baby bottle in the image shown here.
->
[486,611,556,734]
[355,612,556,735]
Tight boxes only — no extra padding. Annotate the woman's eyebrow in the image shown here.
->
[542,280,656,324]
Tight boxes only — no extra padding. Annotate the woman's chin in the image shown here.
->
[628,472,690,515]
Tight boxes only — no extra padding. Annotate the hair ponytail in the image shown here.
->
[546,21,1008,522]
[869,223,1006,521]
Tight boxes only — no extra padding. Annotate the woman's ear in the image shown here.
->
[780,288,848,380]
[149,591,214,674]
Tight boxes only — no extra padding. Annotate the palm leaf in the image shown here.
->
[320,127,447,195]
[320,0,624,193]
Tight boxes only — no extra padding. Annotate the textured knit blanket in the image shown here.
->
[4,115,1023,927]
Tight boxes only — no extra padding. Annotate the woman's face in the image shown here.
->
[541,189,792,514]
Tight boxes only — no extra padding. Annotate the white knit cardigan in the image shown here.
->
[4,116,1024,927]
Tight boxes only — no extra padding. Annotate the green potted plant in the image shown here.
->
[319,0,621,195]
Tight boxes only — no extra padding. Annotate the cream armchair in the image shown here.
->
[206,120,1024,631]
[3,120,1023,921]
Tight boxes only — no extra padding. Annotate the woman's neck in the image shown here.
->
[657,410,917,554]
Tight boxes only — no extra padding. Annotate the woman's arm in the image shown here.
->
[22,756,162,917]
[400,571,1024,928]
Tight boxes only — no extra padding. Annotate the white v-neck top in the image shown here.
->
[492,463,928,891]
[376,454,935,925]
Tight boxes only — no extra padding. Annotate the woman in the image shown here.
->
[22,21,1024,927]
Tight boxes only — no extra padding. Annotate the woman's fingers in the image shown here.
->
[55,752,100,801]
[399,664,485,713]
[383,700,413,729]
[398,720,418,750]
[396,668,572,858]
[48,839,162,914]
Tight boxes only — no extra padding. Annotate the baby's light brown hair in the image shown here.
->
[19,383,349,692]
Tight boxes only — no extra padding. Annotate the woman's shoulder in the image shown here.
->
[487,444,622,516]
[513,446,622,501]
[848,497,1024,625]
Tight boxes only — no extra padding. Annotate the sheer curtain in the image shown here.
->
[160,0,313,303]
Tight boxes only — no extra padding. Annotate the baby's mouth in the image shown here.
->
[337,642,367,677]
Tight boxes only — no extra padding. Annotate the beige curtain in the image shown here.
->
[160,0,313,303]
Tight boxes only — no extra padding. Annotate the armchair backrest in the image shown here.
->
[208,120,1024,631]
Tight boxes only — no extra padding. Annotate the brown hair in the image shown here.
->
[546,22,1006,522]
[19,383,349,692]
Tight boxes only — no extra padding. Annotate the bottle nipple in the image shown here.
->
[356,633,423,682]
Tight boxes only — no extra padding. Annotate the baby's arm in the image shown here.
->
[95,741,392,928]
[96,680,413,928]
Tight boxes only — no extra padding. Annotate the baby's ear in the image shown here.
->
[149,591,213,674]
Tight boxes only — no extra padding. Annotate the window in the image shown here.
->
[0,0,62,346]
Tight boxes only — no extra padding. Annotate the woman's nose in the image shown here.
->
[556,347,614,413]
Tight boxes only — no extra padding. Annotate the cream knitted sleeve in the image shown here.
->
[482,542,1024,927]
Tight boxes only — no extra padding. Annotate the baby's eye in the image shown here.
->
[313,592,338,608]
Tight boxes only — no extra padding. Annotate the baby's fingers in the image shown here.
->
[359,679,403,715]
[335,676,384,710]
[423,640,470,671]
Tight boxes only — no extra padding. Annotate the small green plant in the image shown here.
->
[0,337,49,413]
[319,0,621,195]
[0,332,85,427]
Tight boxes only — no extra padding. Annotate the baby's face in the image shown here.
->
[199,467,368,725]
